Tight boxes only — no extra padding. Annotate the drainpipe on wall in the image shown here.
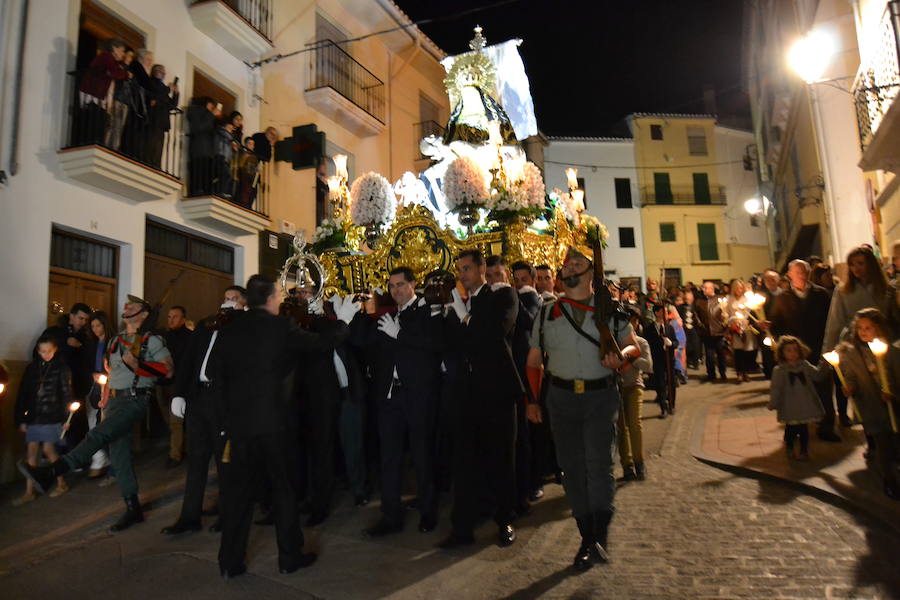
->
[5,0,29,180]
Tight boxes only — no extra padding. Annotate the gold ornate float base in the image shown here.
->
[319,205,588,295]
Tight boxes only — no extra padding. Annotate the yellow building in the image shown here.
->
[627,114,770,288]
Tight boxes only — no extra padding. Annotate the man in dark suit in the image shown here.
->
[759,269,782,379]
[160,287,245,536]
[643,303,676,418]
[187,97,217,195]
[768,259,838,441]
[145,64,179,169]
[363,267,442,537]
[438,250,522,549]
[213,275,358,578]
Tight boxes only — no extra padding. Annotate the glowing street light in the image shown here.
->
[787,30,837,84]
[744,197,763,216]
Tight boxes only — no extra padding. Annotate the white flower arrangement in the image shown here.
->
[393,171,430,207]
[485,160,546,214]
[520,161,546,210]
[550,187,578,223]
[350,172,396,226]
[443,156,489,210]
[312,218,340,244]
[582,214,610,246]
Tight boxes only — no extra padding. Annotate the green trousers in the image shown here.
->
[63,389,149,497]
[617,385,644,468]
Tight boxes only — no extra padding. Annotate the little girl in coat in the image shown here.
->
[768,336,825,460]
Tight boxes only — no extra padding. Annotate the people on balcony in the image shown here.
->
[146,64,180,170]
[76,38,130,147]
[235,137,260,210]
[105,47,136,151]
[187,97,219,196]
[213,120,238,198]
[120,49,154,162]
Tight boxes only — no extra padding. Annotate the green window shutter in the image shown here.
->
[653,172,672,204]
[693,173,711,204]
[659,223,676,242]
[697,223,718,260]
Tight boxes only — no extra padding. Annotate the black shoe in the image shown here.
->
[436,531,475,549]
[364,518,403,537]
[590,541,610,563]
[621,465,638,481]
[209,518,222,533]
[497,524,516,547]
[161,520,202,535]
[255,512,275,526]
[573,542,594,572]
[659,407,668,419]
[635,463,646,481]
[839,414,853,428]
[817,430,842,443]
[220,564,247,580]
[110,495,144,532]
[279,553,317,574]
[166,458,182,469]
[306,511,328,527]
[529,488,544,501]
[419,515,437,533]
[17,460,67,495]
[354,494,370,507]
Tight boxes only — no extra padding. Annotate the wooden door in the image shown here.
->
[144,254,233,328]
[48,268,117,327]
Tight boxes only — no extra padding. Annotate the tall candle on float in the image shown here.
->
[333,154,348,182]
[565,167,578,192]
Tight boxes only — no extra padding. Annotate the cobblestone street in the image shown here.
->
[1,378,898,599]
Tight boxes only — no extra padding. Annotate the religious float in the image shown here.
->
[285,27,608,296]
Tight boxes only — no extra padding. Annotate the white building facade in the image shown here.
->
[0,0,448,481]
[544,138,646,289]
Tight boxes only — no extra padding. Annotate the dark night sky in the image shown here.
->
[394,0,749,137]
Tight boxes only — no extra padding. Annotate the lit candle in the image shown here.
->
[506,156,526,182]
[488,121,502,147]
[327,176,341,199]
[571,189,585,213]
[763,336,774,347]
[98,374,108,386]
[0,383,5,395]
[60,401,81,439]
[868,338,897,432]
[565,168,578,191]
[333,154,348,181]
[823,350,859,423]
[743,291,767,320]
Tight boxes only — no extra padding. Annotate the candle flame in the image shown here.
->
[570,189,585,212]
[868,338,888,356]
[565,168,578,191]
[0,383,5,395]
[98,374,108,386]
[327,176,341,194]
[69,401,81,412]
[763,336,774,347]
[743,291,764,310]
[333,154,348,181]
[822,350,840,366]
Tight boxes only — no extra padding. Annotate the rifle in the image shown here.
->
[147,269,186,333]
[592,240,623,361]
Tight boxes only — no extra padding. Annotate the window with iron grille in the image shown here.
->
[145,221,233,274]
[687,126,708,156]
[50,230,117,278]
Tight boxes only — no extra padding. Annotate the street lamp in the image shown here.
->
[787,30,837,84]
[743,197,763,216]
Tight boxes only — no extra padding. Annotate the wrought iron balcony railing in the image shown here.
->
[415,120,445,159]
[193,0,272,40]
[639,185,726,206]
[63,71,183,179]
[852,0,900,151]
[307,40,386,124]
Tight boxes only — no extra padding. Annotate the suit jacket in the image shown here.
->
[211,308,348,439]
[366,297,442,402]
[446,284,523,401]
[187,104,216,158]
[770,284,831,362]
[173,318,217,407]
[147,78,179,132]
[693,296,726,337]
[298,314,367,406]
[643,320,674,367]
[512,288,541,379]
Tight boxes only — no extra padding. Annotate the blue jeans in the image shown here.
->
[546,383,619,517]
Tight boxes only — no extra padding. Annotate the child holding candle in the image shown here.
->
[767,336,826,460]
[13,336,72,504]
[836,308,900,499]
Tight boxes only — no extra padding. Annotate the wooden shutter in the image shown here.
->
[693,173,711,205]
[697,223,719,261]
[653,173,672,204]
[614,178,632,208]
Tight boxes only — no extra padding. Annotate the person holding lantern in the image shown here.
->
[836,308,900,500]
[18,295,173,531]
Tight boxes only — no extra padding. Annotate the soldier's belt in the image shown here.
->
[549,375,614,394]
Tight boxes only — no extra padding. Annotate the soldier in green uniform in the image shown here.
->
[525,248,638,571]
[19,295,173,532]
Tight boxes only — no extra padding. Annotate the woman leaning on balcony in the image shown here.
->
[76,38,130,147]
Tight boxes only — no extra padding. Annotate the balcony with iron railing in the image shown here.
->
[852,0,900,172]
[415,120,445,159]
[189,0,273,61]
[639,185,727,206]
[305,40,386,137]
[57,71,184,202]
